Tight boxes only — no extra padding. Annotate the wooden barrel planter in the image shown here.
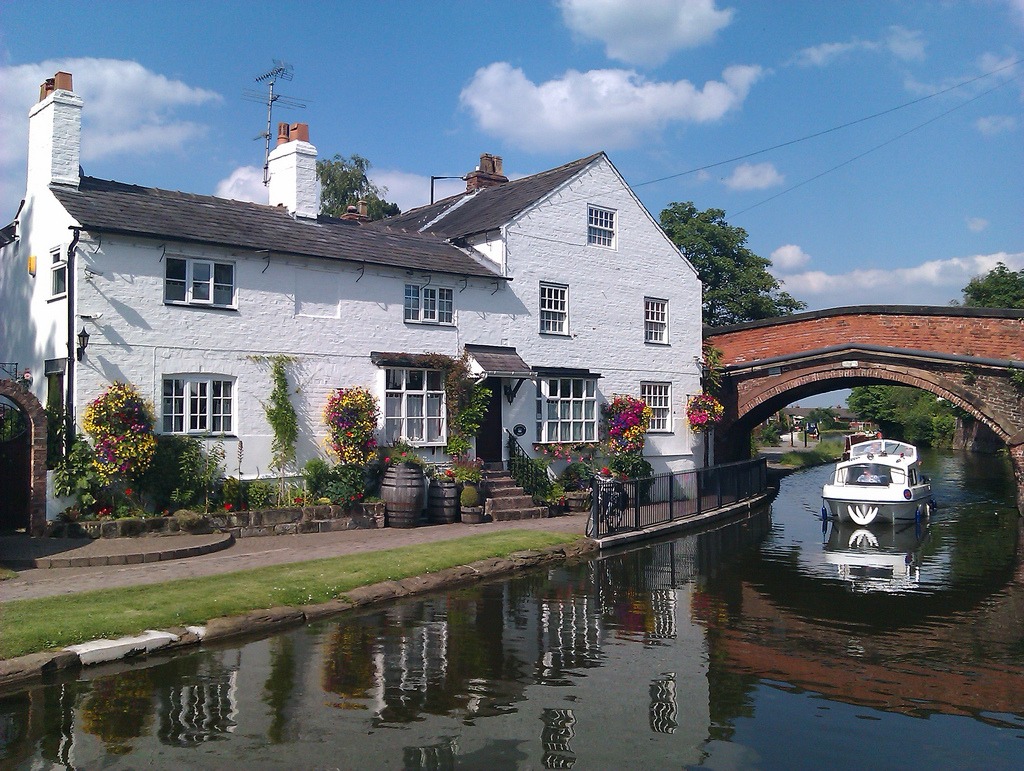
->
[381,464,425,528]
[427,479,460,524]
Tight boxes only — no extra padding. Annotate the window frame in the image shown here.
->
[539,282,569,336]
[644,297,669,345]
[403,283,454,325]
[50,247,67,299]
[164,256,236,308]
[162,375,235,435]
[535,377,598,443]
[384,367,447,446]
[587,205,616,249]
[641,382,672,433]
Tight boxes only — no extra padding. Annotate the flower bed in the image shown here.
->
[45,501,386,540]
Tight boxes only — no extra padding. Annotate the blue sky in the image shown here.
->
[1,0,1021,315]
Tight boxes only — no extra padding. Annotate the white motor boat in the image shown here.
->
[821,438,934,525]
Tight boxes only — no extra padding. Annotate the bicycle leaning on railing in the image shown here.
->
[586,475,629,538]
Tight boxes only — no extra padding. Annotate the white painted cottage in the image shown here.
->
[0,71,704,486]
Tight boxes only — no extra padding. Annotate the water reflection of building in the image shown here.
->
[156,666,239,746]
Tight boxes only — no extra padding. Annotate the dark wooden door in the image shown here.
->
[0,402,31,531]
[475,378,504,463]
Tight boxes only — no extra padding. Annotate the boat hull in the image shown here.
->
[822,494,929,525]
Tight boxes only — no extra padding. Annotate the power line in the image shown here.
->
[731,73,1023,218]
[633,56,1021,191]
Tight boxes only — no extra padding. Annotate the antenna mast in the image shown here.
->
[244,60,307,185]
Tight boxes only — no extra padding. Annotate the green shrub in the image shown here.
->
[609,452,653,479]
[142,435,225,513]
[221,476,242,509]
[173,510,210,533]
[325,464,366,505]
[52,436,105,515]
[302,457,334,500]
[460,484,481,508]
[559,461,594,491]
[246,480,274,509]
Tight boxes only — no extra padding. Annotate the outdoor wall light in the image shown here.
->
[76,327,90,361]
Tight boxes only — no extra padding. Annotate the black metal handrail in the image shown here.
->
[588,457,768,539]
[505,431,551,499]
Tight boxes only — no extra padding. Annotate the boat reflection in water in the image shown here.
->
[823,519,931,592]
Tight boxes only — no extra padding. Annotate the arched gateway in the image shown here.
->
[0,378,48,535]
[704,306,1024,508]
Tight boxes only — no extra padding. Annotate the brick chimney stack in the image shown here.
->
[465,153,508,192]
[268,121,320,219]
[27,71,82,190]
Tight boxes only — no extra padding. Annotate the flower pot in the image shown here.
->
[461,506,486,524]
[381,464,425,528]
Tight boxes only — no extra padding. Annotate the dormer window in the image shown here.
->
[587,205,616,248]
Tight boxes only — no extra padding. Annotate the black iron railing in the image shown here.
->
[506,431,551,499]
[588,457,768,539]
[0,362,18,381]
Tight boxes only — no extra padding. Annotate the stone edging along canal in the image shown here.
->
[0,539,599,694]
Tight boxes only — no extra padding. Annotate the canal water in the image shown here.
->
[2,450,1021,769]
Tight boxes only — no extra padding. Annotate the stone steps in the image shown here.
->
[482,470,549,521]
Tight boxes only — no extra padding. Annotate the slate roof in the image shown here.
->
[372,153,604,239]
[50,177,503,279]
[464,344,533,377]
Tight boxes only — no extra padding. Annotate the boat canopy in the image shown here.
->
[848,439,917,462]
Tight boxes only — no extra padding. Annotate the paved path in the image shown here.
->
[0,514,589,603]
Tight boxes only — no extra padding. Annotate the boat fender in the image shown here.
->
[821,504,828,522]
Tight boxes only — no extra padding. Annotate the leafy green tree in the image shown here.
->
[848,385,957,446]
[808,407,840,430]
[961,262,1024,308]
[316,153,400,220]
[659,202,806,326]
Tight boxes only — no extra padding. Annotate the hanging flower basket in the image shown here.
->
[324,387,380,466]
[686,393,723,433]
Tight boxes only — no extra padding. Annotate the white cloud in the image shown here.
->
[723,162,783,190]
[558,0,734,66]
[215,166,267,204]
[792,25,924,67]
[975,114,1018,136]
[771,244,812,272]
[782,251,1024,307]
[966,217,989,233]
[461,62,763,152]
[0,58,221,209]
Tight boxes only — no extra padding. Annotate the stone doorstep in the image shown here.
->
[487,496,539,512]
[0,539,599,692]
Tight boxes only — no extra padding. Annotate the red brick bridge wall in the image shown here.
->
[703,306,1024,507]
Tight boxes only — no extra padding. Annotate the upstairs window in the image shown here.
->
[644,298,669,344]
[162,376,234,434]
[385,368,446,446]
[50,248,67,299]
[539,282,568,335]
[536,377,597,443]
[404,284,454,324]
[165,257,235,307]
[641,382,672,432]
[587,206,616,248]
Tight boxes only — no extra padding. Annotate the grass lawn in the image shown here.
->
[0,530,580,660]
[778,439,844,468]
[0,568,15,582]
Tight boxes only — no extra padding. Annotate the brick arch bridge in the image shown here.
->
[703,306,1024,507]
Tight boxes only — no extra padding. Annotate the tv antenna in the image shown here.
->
[243,60,308,185]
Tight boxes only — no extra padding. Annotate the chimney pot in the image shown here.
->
[53,72,73,92]
[276,122,291,146]
[289,122,309,143]
[465,152,509,192]
[357,200,368,216]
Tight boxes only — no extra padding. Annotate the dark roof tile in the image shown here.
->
[51,177,502,279]
[374,153,603,238]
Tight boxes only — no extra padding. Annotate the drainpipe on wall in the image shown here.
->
[64,227,81,457]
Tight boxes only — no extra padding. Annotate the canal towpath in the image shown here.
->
[0,512,591,604]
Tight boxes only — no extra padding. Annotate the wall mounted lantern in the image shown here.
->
[76,327,90,361]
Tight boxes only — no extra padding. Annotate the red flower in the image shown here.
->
[224,503,233,511]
